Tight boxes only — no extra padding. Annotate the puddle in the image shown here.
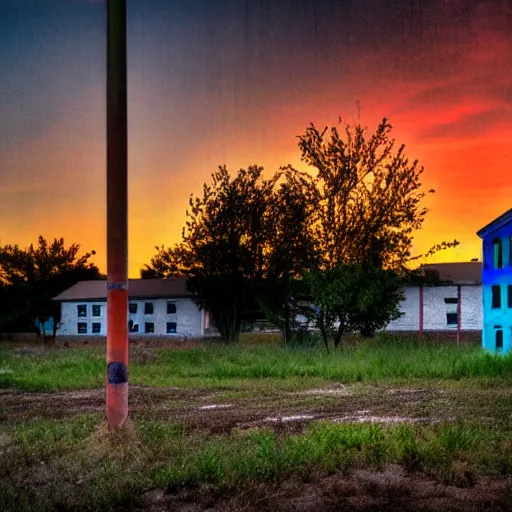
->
[262,414,317,423]
[297,388,350,396]
[331,415,423,424]
[199,404,234,410]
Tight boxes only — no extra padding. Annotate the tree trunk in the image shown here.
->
[318,314,330,353]
[333,322,345,349]
[282,301,290,345]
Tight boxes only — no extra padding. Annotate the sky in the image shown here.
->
[1,0,511,277]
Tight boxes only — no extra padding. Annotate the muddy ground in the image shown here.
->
[2,338,512,510]
[2,380,512,511]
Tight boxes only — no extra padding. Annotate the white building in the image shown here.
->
[53,277,210,338]
[385,262,482,334]
[53,263,482,339]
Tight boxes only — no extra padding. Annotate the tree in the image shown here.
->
[142,166,278,343]
[297,117,458,347]
[297,117,458,271]
[0,236,101,342]
[255,166,320,344]
[303,264,404,352]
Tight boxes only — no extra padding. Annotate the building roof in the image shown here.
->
[420,262,482,285]
[477,208,512,239]
[53,277,196,301]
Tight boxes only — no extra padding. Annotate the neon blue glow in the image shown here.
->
[478,211,512,354]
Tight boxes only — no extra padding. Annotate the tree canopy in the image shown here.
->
[143,117,458,346]
[0,236,101,340]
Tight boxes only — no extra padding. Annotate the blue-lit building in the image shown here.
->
[477,209,512,353]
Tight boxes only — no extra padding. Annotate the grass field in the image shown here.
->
[1,333,512,511]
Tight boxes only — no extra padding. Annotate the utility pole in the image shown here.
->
[106,0,128,429]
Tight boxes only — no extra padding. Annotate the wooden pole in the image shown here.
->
[106,0,128,429]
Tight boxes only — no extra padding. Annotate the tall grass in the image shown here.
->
[1,335,511,391]
[2,415,512,511]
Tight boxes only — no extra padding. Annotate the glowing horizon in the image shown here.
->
[1,0,510,277]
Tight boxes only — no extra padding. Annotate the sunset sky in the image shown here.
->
[1,0,511,277]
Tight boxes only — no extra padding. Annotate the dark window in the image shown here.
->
[77,322,87,334]
[510,237,512,267]
[493,238,503,269]
[92,305,101,317]
[144,302,154,315]
[77,304,87,317]
[508,286,512,308]
[145,322,154,333]
[91,322,101,334]
[166,322,177,334]
[167,302,177,314]
[128,320,140,333]
[492,285,501,309]
[446,313,458,326]
[129,322,139,333]
[129,303,138,314]
[444,298,458,304]
[496,329,503,350]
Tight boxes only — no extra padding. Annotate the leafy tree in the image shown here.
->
[0,236,101,342]
[304,264,404,351]
[297,118,457,346]
[297,117,458,271]
[255,166,320,344]
[142,166,278,343]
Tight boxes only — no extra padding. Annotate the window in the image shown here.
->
[128,320,139,333]
[444,298,458,304]
[493,238,503,269]
[510,237,512,267]
[167,302,177,314]
[496,329,503,350]
[92,305,101,317]
[492,285,501,309]
[144,302,154,315]
[509,286,512,308]
[145,322,154,333]
[77,322,87,334]
[446,313,457,326]
[166,322,177,334]
[91,322,101,334]
[77,304,87,317]
[129,303,137,314]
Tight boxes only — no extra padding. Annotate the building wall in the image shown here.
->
[384,285,482,332]
[385,287,420,331]
[58,297,203,338]
[481,229,512,353]
[59,301,107,336]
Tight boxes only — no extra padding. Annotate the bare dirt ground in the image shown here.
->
[2,339,512,511]
[138,469,512,512]
[2,382,512,511]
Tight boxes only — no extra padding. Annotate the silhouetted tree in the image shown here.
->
[298,118,458,346]
[298,117,458,271]
[143,117,459,347]
[0,236,101,342]
[255,167,320,344]
[142,166,278,343]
